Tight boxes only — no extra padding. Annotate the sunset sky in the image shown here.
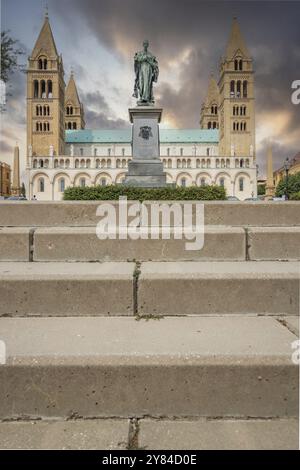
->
[1,0,300,177]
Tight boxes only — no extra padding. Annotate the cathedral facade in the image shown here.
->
[26,14,257,200]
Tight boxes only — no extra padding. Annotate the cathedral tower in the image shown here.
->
[27,12,65,157]
[65,71,85,130]
[218,18,255,158]
[200,74,219,130]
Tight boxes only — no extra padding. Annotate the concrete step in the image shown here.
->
[1,201,300,227]
[138,261,300,316]
[138,418,299,450]
[0,417,297,450]
[0,261,298,317]
[0,316,298,420]
[0,262,135,316]
[32,226,246,261]
[1,226,299,263]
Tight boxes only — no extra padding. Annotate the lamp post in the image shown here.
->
[283,158,290,200]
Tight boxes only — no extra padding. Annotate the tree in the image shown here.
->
[275,172,300,198]
[257,184,266,196]
[1,31,25,84]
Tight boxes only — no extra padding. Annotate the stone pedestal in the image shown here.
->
[124,107,166,187]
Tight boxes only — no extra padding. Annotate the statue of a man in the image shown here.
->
[133,40,159,105]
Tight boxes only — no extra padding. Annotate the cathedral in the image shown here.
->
[26,13,257,200]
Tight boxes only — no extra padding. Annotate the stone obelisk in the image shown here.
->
[124,40,166,187]
[11,144,21,196]
[265,143,275,199]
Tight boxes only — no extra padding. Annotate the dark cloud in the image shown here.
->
[84,109,129,129]
[79,89,129,128]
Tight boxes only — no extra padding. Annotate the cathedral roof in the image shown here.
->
[225,17,250,60]
[65,72,81,106]
[65,129,219,144]
[31,15,58,59]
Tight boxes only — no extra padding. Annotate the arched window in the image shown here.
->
[187,159,191,168]
[75,159,79,169]
[43,123,47,132]
[65,159,70,169]
[207,159,211,168]
[206,148,210,156]
[38,59,43,70]
[196,159,200,168]
[38,177,45,192]
[233,106,236,116]
[33,80,39,98]
[107,159,111,168]
[86,159,91,169]
[182,159,186,169]
[181,178,186,187]
[70,106,73,115]
[33,159,37,169]
[239,177,244,191]
[43,58,48,70]
[240,159,244,168]
[219,178,225,187]
[39,123,43,132]
[39,159,44,168]
[66,107,69,115]
[41,80,46,98]
[101,178,107,187]
[230,80,235,97]
[168,159,172,168]
[47,106,50,116]
[234,59,238,71]
[200,178,206,186]
[226,159,230,168]
[237,81,241,97]
[243,81,248,97]
[73,122,77,129]
[59,178,65,193]
[36,105,39,116]
[80,159,85,168]
[68,122,72,130]
[233,122,236,131]
[47,80,53,98]
[96,159,101,168]
[239,60,243,71]
[36,122,39,132]
[122,159,126,168]
[79,178,86,188]
[213,122,217,129]
[208,122,211,129]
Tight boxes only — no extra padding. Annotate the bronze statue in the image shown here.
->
[133,40,159,105]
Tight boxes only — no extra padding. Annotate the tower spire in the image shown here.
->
[225,17,250,60]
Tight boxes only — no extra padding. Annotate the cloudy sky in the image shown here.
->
[1,0,300,177]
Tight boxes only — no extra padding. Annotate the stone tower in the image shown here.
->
[200,74,219,130]
[65,71,85,130]
[27,12,65,157]
[218,18,255,158]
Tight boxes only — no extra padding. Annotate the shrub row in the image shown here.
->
[63,184,226,201]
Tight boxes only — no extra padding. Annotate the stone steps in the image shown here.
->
[0,261,298,316]
[1,201,300,227]
[1,225,300,262]
[0,417,297,450]
[0,316,298,420]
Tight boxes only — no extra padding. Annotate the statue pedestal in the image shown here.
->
[124,107,167,187]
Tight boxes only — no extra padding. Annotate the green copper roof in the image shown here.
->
[65,129,219,144]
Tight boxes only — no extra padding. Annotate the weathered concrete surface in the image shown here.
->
[1,201,300,227]
[278,316,299,336]
[0,419,129,450]
[0,262,134,316]
[139,261,300,315]
[33,226,245,261]
[0,316,298,419]
[138,418,299,450]
[0,228,31,261]
[248,227,300,260]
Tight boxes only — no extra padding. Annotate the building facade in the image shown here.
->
[273,152,300,188]
[26,14,257,201]
[0,162,11,197]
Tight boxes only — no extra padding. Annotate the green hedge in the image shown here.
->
[63,184,226,201]
[290,191,300,200]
